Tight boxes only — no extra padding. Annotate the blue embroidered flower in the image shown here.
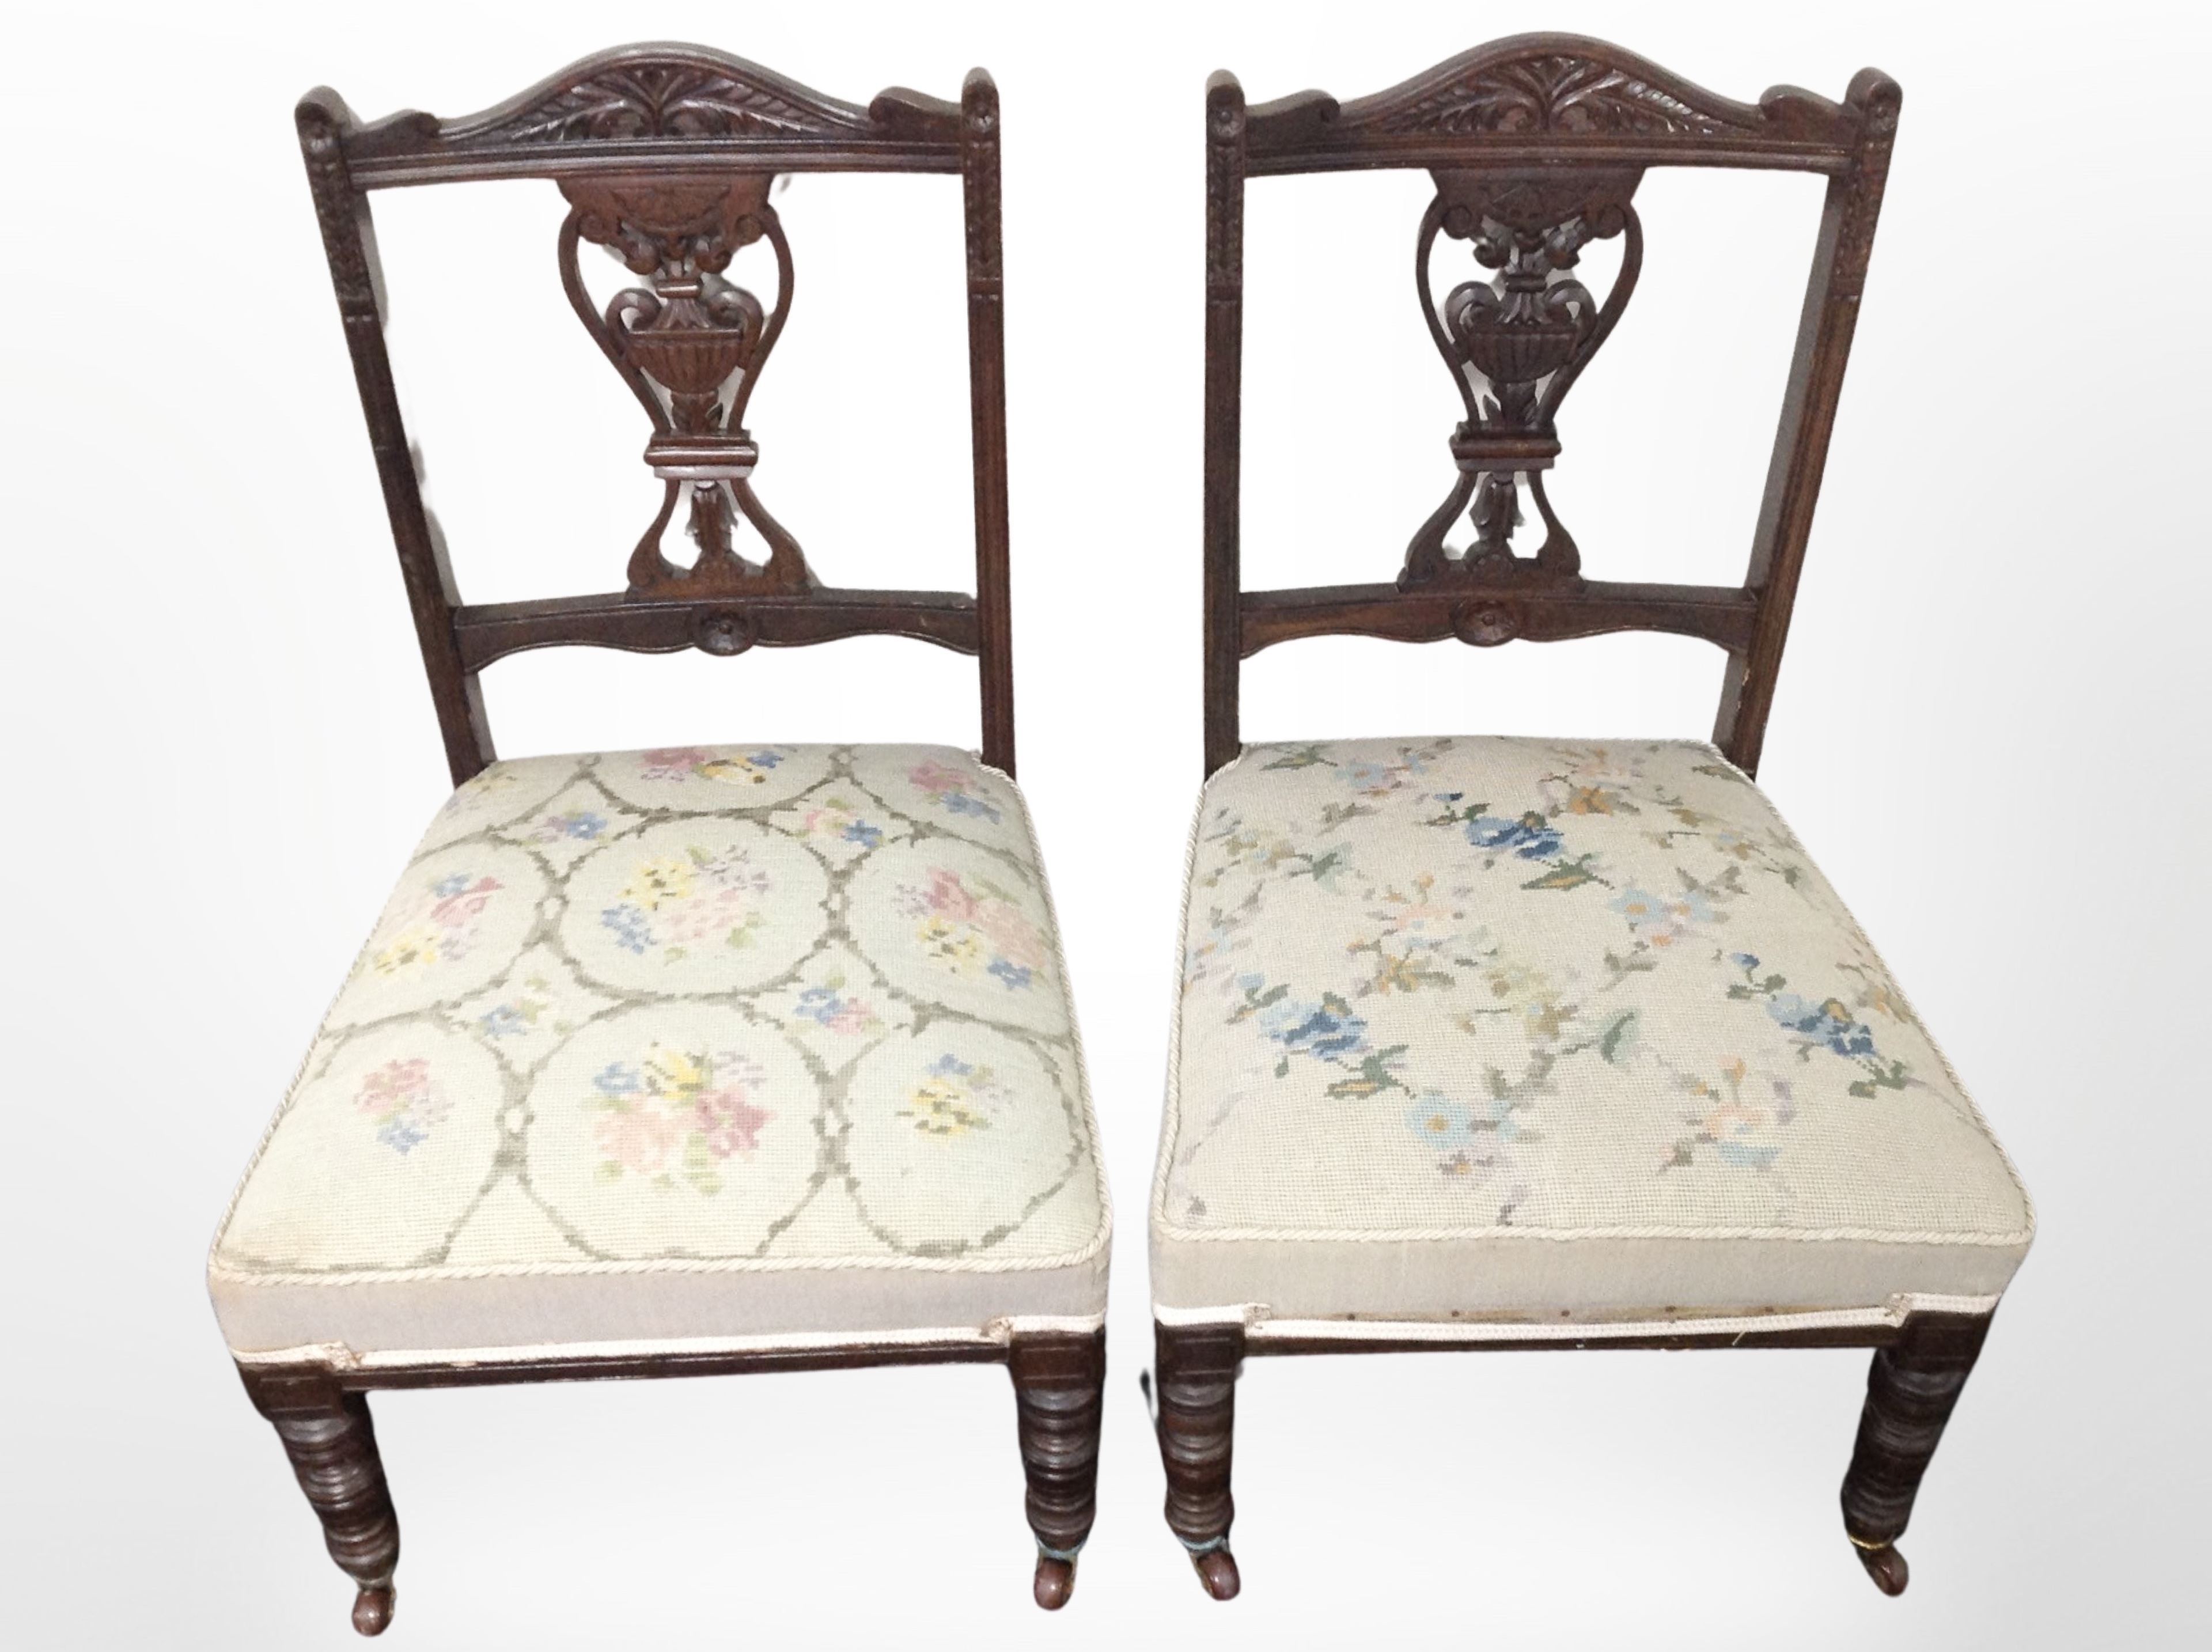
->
[1766,992,1876,1058]
[987,957,1035,991]
[376,1116,430,1154]
[433,873,473,898]
[942,790,1002,822]
[591,1061,643,1099]
[478,1003,529,1039]
[1464,812,1563,859]
[842,820,884,849]
[1715,1137,1780,1170]
[746,750,784,770]
[927,1054,976,1079]
[540,810,608,840]
[600,904,654,955]
[1258,995,1370,1061]
[1730,952,1761,970]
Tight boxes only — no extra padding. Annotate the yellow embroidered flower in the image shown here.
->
[915,915,985,974]
[372,923,443,975]
[623,857,695,910]
[899,1081,990,1136]
[639,1044,710,1104]
[896,1055,1001,1136]
[694,756,770,786]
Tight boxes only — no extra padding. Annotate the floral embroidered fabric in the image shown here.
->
[1152,738,2032,1323]
[210,745,1108,1358]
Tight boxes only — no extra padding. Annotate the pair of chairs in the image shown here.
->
[209,35,2033,1634]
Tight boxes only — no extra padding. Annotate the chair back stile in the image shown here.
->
[296,46,1017,787]
[1202,33,1900,779]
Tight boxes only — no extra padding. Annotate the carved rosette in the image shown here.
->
[1400,166,1643,594]
[559,173,814,598]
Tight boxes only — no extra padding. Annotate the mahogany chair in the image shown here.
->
[207,46,1109,1632]
[1150,35,2031,1599]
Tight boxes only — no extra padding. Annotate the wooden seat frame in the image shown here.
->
[1153,33,1997,1602]
[240,44,1103,1634]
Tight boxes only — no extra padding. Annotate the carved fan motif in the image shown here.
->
[1400,166,1643,600]
[1378,52,1749,137]
[494,64,871,144]
[558,175,813,597]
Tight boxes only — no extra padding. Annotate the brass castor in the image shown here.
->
[1854,1541,1909,1597]
[1033,1552,1077,1611]
[351,1584,396,1636]
[1191,1545,1240,1600]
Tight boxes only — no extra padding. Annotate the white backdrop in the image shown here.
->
[2,3,2205,1646]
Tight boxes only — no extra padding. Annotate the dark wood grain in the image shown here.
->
[1153,1320,1245,1600]
[1010,1331,1107,1609]
[450,588,980,670]
[1202,73,1248,778]
[240,1368,402,1636]
[297,44,1020,785]
[1200,34,1898,780]
[960,69,1017,775]
[1839,1312,1991,1595]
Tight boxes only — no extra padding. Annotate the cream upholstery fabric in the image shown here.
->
[210,745,1108,1361]
[1152,738,2031,1331]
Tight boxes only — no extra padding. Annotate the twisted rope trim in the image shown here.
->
[1150,738,2036,1251]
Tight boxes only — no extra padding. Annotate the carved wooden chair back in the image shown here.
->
[298,46,1015,787]
[1202,33,1900,777]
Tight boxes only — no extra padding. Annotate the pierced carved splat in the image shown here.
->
[558,174,813,598]
[1400,167,1643,605]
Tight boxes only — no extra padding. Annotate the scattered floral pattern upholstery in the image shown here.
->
[210,745,1108,1359]
[1152,738,2032,1325]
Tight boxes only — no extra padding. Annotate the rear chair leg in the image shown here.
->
[238,1366,401,1635]
[1009,1330,1107,1610]
[1839,1313,1992,1596]
[1153,1320,1245,1600]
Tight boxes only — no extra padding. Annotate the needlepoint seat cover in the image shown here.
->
[1152,737,2032,1327]
[210,744,1109,1361]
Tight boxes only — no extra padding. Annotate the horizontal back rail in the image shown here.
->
[1238,578,1757,657]
[452,588,979,670]
[1203,35,1899,779]
[300,46,1015,786]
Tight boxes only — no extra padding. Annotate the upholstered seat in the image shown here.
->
[212,743,1109,1363]
[1153,736,2031,1332]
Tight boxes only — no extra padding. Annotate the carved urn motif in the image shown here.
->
[559,173,811,596]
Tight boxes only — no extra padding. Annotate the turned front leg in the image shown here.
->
[1839,1313,1992,1596]
[238,1366,402,1635]
[1009,1331,1107,1610]
[1153,1319,1244,1600]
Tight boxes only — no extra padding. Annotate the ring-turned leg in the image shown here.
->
[1839,1312,1992,1596]
[1153,1319,1244,1600]
[1009,1330,1107,1610]
[238,1365,401,1635]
